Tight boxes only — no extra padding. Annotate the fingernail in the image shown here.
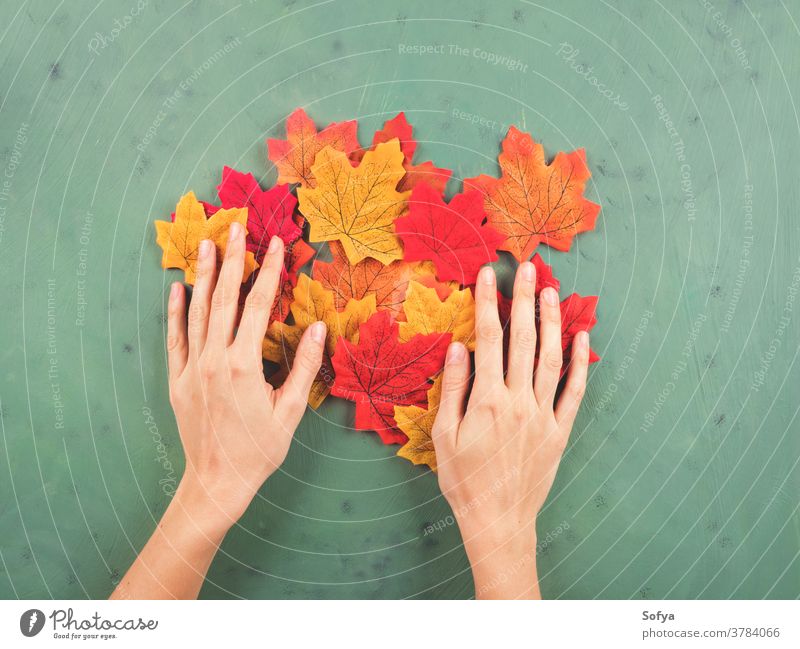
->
[199,239,213,259]
[577,331,589,350]
[480,266,495,285]
[229,222,242,242]
[542,287,558,306]
[446,342,465,364]
[169,282,181,301]
[520,261,534,282]
[268,236,281,254]
[310,321,327,344]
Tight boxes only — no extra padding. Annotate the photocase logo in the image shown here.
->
[20,609,45,637]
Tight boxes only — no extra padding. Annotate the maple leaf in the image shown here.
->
[263,274,376,408]
[395,183,504,285]
[268,238,317,324]
[532,253,561,294]
[399,281,476,351]
[267,108,359,187]
[216,166,301,264]
[330,311,450,444]
[411,261,458,300]
[312,240,412,315]
[236,237,315,330]
[170,200,218,222]
[559,293,601,366]
[494,260,599,373]
[351,112,451,194]
[465,126,600,261]
[298,140,409,265]
[155,191,257,285]
[395,375,442,471]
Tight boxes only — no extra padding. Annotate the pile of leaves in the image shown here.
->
[155,109,601,471]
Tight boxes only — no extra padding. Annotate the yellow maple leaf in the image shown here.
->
[262,273,376,408]
[399,280,476,351]
[297,140,409,265]
[396,375,443,471]
[154,191,258,285]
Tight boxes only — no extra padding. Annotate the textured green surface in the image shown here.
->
[1,0,798,599]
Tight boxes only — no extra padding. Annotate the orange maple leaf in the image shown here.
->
[267,108,359,188]
[262,273,376,408]
[155,191,257,285]
[312,241,412,315]
[465,126,600,261]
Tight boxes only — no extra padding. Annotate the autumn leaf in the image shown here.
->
[411,261,458,300]
[216,166,301,264]
[155,191,257,285]
[559,293,600,366]
[399,281,475,351]
[265,238,316,325]
[298,140,409,265]
[267,108,359,187]
[170,200,218,222]
[330,311,450,444]
[312,240,412,315]
[532,253,561,294]
[351,112,451,194]
[263,274,376,408]
[465,126,601,261]
[395,183,504,285]
[494,256,598,373]
[395,375,442,471]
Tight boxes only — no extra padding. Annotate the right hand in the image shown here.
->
[431,261,591,599]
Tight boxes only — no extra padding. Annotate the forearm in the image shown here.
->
[110,478,234,600]
[461,522,540,599]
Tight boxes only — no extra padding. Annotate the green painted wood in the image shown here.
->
[1,0,798,599]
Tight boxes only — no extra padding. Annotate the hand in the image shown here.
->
[166,223,326,530]
[431,262,591,599]
[113,224,326,599]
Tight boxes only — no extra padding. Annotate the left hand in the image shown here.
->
[166,224,326,528]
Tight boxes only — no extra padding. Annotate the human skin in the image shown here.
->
[111,226,589,599]
[111,224,326,599]
[431,262,590,599]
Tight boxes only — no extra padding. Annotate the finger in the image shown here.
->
[166,282,188,381]
[555,331,590,431]
[274,321,326,432]
[473,266,504,390]
[432,342,470,454]
[187,239,216,358]
[208,222,246,348]
[506,261,537,393]
[235,236,284,356]
[534,286,563,406]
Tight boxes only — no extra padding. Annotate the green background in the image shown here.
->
[1,0,798,599]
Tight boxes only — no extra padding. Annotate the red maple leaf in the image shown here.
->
[331,311,450,444]
[559,293,600,365]
[532,253,560,294]
[395,183,504,285]
[494,264,599,375]
[216,166,302,264]
[351,112,452,194]
[238,237,316,325]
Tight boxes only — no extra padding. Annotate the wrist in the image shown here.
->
[458,519,540,599]
[170,475,242,540]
